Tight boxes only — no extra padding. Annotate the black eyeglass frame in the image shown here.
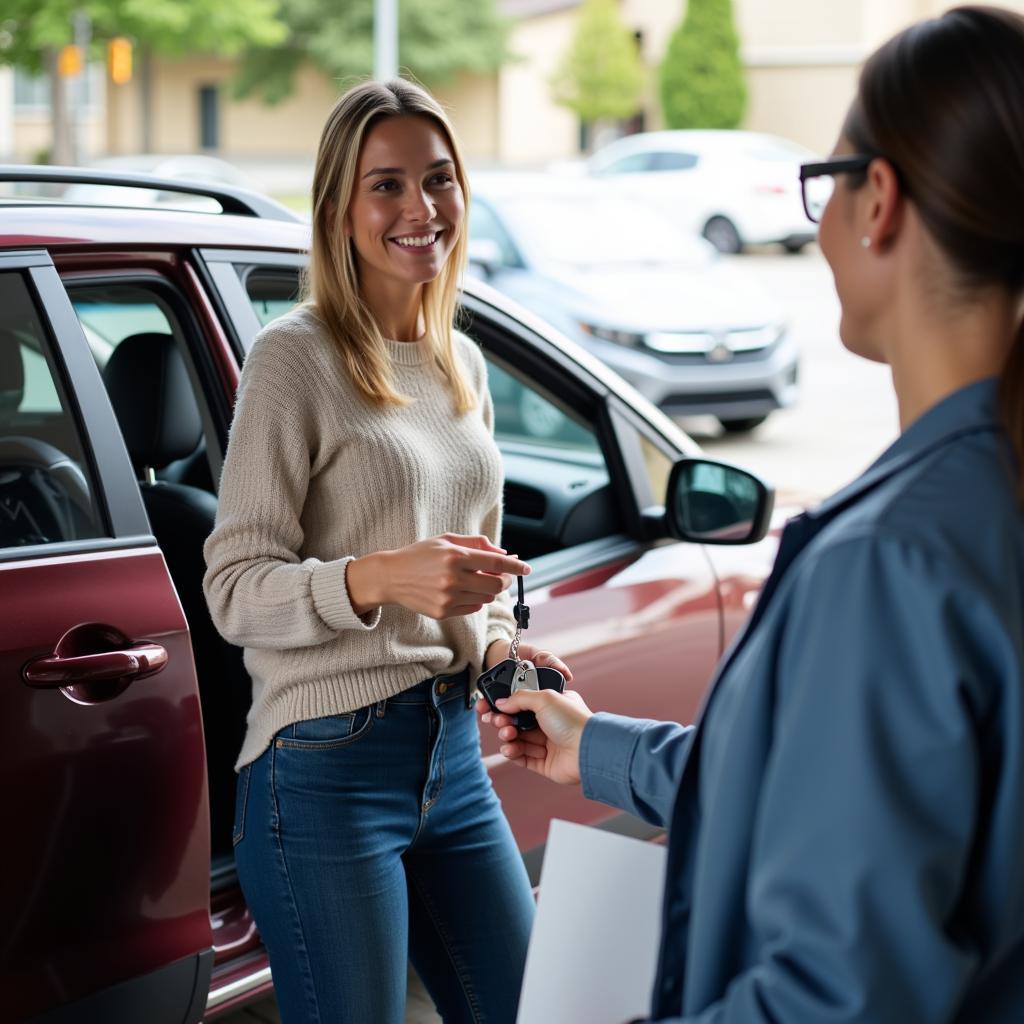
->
[798,155,875,223]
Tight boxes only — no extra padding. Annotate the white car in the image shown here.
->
[584,130,820,254]
[468,173,799,433]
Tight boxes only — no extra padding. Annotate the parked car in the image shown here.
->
[0,165,778,1023]
[582,129,820,254]
[468,172,799,433]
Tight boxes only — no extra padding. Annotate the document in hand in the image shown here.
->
[516,819,667,1024]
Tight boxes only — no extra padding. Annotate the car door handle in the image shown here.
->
[23,641,168,687]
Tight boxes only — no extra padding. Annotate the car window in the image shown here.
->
[0,272,106,549]
[68,282,216,493]
[486,358,601,457]
[243,268,303,326]
[482,348,617,560]
[596,152,652,175]
[70,287,176,371]
[650,151,698,172]
[469,201,521,267]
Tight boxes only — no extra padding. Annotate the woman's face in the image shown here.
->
[818,133,889,364]
[344,114,464,293]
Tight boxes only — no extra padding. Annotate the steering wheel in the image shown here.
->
[0,435,95,545]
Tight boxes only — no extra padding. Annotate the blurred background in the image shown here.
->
[4,0,990,507]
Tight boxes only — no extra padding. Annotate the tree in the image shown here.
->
[0,0,286,162]
[660,0,746,130]
[233,0,512,105]
[550,0,644,138]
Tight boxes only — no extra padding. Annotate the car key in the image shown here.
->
[476,576,565,732]
[512,659,540,693]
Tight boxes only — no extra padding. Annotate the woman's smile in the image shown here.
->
[388,228,445,254]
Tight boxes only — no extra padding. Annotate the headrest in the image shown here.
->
[0,332,26,417]
[102,333,203,471]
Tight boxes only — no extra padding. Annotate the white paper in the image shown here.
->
[516,819,667,1024]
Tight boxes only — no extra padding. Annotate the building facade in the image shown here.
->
[1,1,1021,170]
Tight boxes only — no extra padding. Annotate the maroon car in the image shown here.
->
[0,168,775,1022]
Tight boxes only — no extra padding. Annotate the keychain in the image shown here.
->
[476,575,565,731]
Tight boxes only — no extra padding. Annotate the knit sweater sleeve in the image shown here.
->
[458,332,518,651]
[202,321,381,649]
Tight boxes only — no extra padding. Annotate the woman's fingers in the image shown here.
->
[530,649,574,684]
[450,533,507,555]
[461,549,531,579]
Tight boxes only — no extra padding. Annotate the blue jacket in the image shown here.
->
[580,378,1024,1023]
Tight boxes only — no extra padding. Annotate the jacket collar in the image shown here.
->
[807,376,1003,522]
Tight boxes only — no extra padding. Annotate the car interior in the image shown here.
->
[0,276,106,550]
[50,272,632,895]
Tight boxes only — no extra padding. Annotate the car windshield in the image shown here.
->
[495,194,712,268]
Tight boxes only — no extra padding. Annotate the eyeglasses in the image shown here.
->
[798,155,874,223]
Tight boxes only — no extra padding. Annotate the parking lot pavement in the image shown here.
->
[686,247,899,506]
[218,966,441,1022]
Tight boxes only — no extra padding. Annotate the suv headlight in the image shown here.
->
[579,323,646,347]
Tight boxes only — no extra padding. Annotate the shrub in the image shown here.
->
[660,0,746,129]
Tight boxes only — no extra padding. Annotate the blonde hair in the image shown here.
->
[302,78,475,413]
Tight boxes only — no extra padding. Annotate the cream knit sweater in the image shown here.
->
[202,305,517,769]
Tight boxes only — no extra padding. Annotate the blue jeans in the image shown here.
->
[232,669,535,1024]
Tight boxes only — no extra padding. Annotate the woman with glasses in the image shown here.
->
[481,6,1024,1022]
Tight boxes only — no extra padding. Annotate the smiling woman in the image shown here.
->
[303,80,475,413]
[202,78,559,1024]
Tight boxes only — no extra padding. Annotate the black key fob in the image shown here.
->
[476,659,565,732]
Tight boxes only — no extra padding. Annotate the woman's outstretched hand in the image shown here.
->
[476,688,593,786]
[348,533,529,619]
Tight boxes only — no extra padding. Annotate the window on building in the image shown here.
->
[199,86,220,150]
[13,66,102,111]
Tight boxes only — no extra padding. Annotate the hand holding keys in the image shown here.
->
[476,576,565,731]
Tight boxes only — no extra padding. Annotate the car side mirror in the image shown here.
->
[664,457,774,544]
[467,237,504,278]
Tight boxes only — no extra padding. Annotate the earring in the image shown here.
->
[861,236,871,249]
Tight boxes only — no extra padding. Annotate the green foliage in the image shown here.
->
[550,0,644,123]
[660,0,746,129]
[233,0,512,105]
[0,0,285,74]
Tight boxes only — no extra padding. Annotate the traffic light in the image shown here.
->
[57,45,83,78]
[108,37,132,85]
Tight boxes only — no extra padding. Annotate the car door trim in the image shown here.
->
[0,535,159,565]
[196,248,308,356]
[526,533,641,589]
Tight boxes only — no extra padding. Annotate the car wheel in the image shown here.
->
[718,415,768,434]
[702,216,742,254]
[782,239,807,254]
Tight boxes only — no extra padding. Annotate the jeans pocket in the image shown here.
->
[277,705,375,750]
[232,764,252,848]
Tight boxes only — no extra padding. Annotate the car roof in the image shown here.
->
[0,164,307,248]
[0,201,310,252]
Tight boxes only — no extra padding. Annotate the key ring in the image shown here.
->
[508,574,530,662]
[475,574,563,730]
